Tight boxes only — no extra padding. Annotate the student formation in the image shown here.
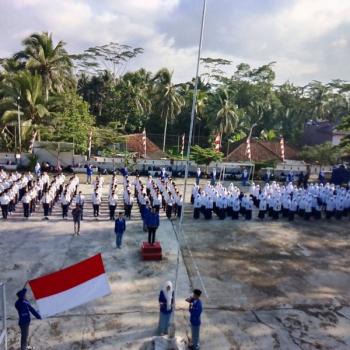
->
[191,181,350,222]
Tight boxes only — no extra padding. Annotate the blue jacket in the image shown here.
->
[115,218,126,234]
[15,292,41,326]
[189,299,202,326]
[159,290,174,314]
[146,211,159,228]
[86,166,93,176]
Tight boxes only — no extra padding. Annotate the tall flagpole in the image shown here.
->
[169,1,207,346]
[179,0,207,229]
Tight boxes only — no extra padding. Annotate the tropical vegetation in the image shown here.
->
[1,32,350,162]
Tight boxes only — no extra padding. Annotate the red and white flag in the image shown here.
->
[246,137,251,161]
[181,133,185,158]
[280,136,285,162]
[142,129,147,158]
[29,254,111,318]
[214,134,221,152]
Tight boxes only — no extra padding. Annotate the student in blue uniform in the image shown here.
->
[15,288,41,350]
[186,289,203,350]
[114,212,126,248]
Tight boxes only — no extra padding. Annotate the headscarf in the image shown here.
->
[162,281,173,311]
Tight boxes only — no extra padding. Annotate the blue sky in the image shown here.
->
[1,0,350,85]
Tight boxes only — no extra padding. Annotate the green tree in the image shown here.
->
[299,142,340,165]
[153,68,184,152]
[46,93,95,154]
[190,145,223,166]
[14,32,74,101]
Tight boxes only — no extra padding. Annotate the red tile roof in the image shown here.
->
[225,139,298,162]
[124,134,166,159]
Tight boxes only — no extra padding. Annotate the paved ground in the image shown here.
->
[1,175,350,349]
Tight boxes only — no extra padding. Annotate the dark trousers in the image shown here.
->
[62,204,69,218]
[23,203,30,217]
[177,205,182,218]
[125,204,132,218]
[43,203,50,217]
[166,205,172,219]
[20,323,29,350]
[93,204,100,217]
[109,205,116,220]
[148,227,157,244]
[1,204,8,219]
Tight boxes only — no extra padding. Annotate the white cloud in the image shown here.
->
[1,0,350,85]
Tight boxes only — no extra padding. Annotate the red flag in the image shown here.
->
[29,254,111,318]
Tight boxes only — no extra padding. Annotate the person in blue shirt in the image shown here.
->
[15,288,41,350]
[158,281,174,335]
[145,207,160,245]
[186,289,203,350]
[114,212,126,248]
[86,164,93,184]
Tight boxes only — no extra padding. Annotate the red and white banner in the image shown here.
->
[142,129,147,158]
[246,137,251,161]
[29,254,111,318]
[181,133,185,158]
[214,134,221,152]
[280,136,285,162]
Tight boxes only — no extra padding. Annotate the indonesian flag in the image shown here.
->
[280,136,285,162]
[28,254,111,318]
[181,133,185,158]
[142,128,147,158]
[246,137,251,161]
[214,134,221,152]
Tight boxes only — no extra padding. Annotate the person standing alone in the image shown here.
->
[72,204,83,236]
[15,288,41,350]
[114,212,126,248]
[186,289,203,350]
[146,207,159,245]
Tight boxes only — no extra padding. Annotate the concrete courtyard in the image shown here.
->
[1,176,350,349]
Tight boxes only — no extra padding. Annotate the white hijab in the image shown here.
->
[162,281,173,311]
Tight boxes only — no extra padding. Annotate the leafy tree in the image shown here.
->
[153,68,184,151]
[190,145,223,165]
[299,142,341,165]
[13,32,74,101]
[44,93,95,154]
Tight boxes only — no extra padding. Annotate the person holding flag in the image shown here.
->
[15,287,41,350]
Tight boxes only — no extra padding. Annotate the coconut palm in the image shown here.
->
[216,90,240,137]
[153,68,184,152]
[14,32,74,101]
[0,70,51,148]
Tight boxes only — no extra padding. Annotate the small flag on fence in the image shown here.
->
[142,128,147,158]
[28,254,111,318]
[280,136,285,162]
[181,133,185,158]
[246,137,251,161]
[214,134,221,152]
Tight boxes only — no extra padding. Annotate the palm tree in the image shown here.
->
[14,32,74,101]
[0,70,51,148]
[216,90,240,136]
[153,68,184,152]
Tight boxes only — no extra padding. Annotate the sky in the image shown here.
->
[1,0,350,85]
